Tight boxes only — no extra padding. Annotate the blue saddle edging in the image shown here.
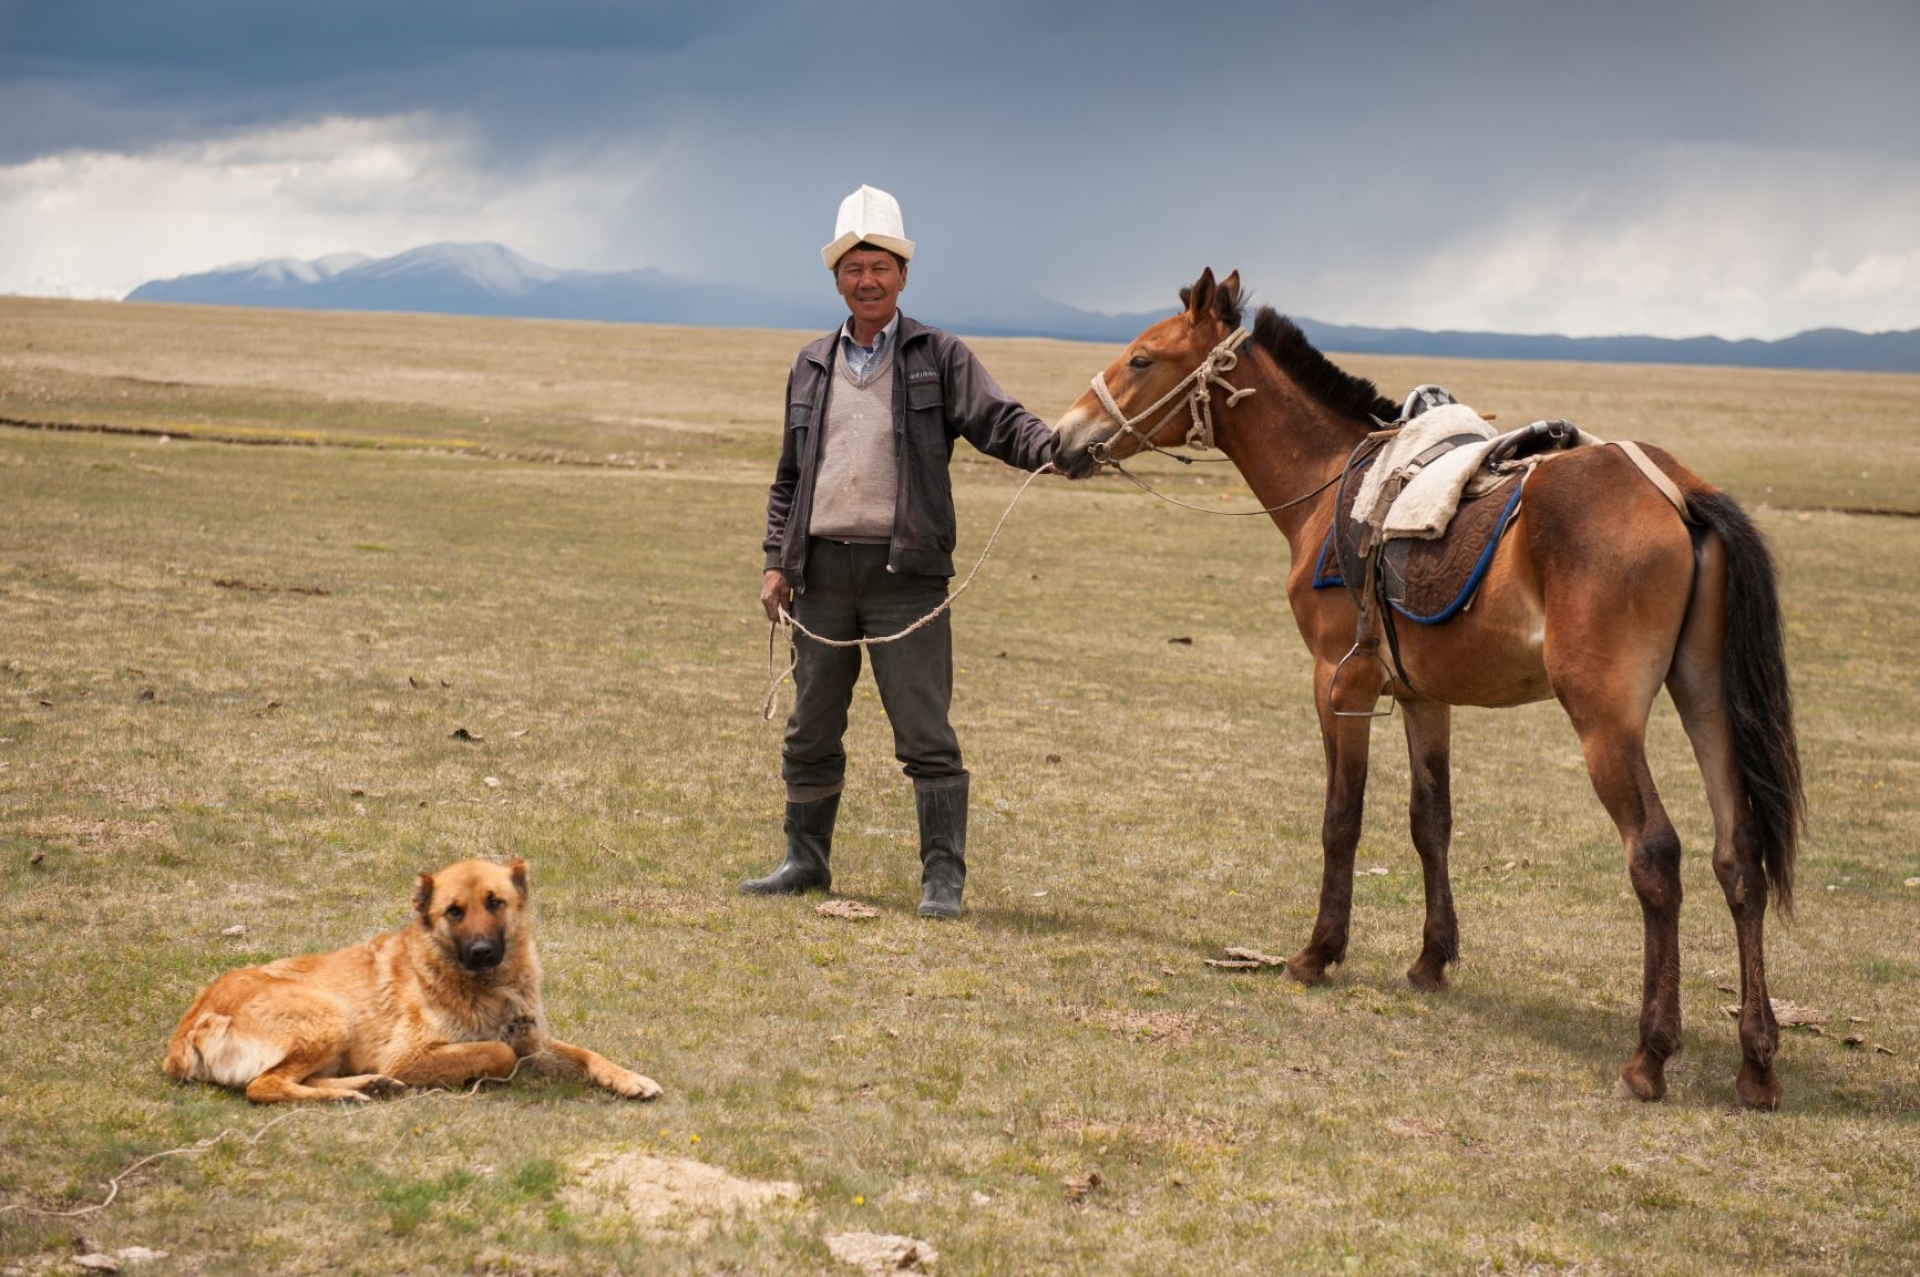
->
[1310,525,1345,591]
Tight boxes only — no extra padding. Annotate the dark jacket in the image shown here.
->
[763,313,1057,582]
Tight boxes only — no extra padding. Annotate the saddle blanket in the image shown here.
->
[1350,403,1495,538]
[1316,409,1599,625]
[1317,450,1526,624]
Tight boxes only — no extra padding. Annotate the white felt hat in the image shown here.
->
[821,184,915,270]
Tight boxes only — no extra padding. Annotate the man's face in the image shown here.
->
[835,248,907,330]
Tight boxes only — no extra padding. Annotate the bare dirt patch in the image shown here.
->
[562,1153,802,1240]
[1058,1003,1209,1045]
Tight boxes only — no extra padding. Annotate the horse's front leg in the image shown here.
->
[1401,698,1458,990]
[1287,669,1373,984]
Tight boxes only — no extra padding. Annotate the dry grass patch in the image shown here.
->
[22,815,177,858]
[1057,1003,1213,1046]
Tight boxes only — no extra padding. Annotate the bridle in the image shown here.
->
[1087,327,1256,465]
[1082,325,1345,519]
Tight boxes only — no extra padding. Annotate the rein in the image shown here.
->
[1086,326,1343,519]
[761,463,1052,719]
[1103,461,1343,518]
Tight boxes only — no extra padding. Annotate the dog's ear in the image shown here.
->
[507,858,529,901]
[412,872,436,918]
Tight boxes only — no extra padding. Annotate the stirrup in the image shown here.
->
[1329,638,1396,719]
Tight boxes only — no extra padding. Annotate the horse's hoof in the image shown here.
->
[1736,1064,1782,1111]
[1614,1063,1667,1103]
[1284,954,1327,985]
[1406,963,1449,992]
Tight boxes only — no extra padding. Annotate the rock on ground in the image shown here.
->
[825,1231,940,1274]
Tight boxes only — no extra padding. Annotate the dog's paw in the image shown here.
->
[498,1016,539,1051]
[603,1068,663,1100]
[335,1073,407,1098]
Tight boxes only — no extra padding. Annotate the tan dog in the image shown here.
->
[164,858,661,1104]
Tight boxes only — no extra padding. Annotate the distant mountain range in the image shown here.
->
[125,243,1920,374]
[127,242,837,330]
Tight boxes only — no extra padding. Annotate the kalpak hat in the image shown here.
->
[822,184,915,271]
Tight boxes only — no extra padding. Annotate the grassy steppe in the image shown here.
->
[2,297,1916,1275]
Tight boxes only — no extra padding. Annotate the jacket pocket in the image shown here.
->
[905,381,943,414]
[787,397,816,430]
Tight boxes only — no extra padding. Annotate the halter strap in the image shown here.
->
[1087,328,1256,462]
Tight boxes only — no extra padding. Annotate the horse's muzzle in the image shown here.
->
[1048,423,1103,480]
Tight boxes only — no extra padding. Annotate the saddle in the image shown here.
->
[1312,385,1587,701]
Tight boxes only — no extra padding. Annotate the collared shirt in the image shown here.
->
[839,311,900,382]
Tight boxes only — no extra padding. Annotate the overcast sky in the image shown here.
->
[4,0,1917,339]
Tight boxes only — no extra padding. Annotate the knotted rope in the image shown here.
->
[1088,327,1256,462]
[760,463,1054,720]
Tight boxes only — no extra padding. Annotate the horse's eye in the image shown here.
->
[1128,355,1152,370]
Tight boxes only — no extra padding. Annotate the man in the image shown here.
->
[747,184,1057,919]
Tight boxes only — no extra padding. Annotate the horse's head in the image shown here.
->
[1052,267,1245,479]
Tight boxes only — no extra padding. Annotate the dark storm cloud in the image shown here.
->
[0,0,759,74]
[0,0,773,161]
[10,0,1914,156]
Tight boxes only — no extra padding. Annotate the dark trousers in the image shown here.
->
[782,540,965,801]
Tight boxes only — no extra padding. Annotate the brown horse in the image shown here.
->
[1052,268,1805,1109]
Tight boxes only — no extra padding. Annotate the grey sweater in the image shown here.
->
[807,345,897,542]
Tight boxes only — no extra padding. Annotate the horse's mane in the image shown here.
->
[1249,307,1398,424]
[1175,283,1398,424]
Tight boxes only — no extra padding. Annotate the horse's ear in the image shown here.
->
[1218,270,1242,318]
[1186,268,1216,320]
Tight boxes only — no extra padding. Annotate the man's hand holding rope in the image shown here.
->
[761,567,792,624]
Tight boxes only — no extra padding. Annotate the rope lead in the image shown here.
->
[760,463,1054,720]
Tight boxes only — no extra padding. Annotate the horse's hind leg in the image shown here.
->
[1287,678,1372,984]
[1402,699,1458,990]
[1668,536,1783,1109]
[1563,692,1684,1101]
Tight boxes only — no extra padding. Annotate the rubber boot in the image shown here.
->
[915,777,968,919]
[739,794,838,895]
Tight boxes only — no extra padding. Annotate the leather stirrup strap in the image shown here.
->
[1613,440,1693,524]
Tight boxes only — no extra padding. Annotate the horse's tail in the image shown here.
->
[1686,489,1805,915]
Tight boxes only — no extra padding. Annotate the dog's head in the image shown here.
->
[412,858,530,976]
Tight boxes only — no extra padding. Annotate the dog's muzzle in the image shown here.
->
[459,936,504,971]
